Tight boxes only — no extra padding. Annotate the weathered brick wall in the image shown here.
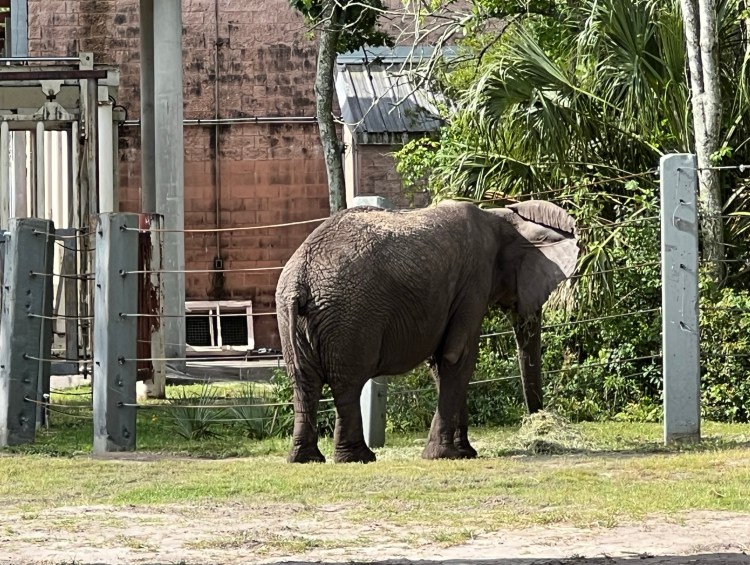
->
[28,0,331,348]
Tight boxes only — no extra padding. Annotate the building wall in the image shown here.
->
[27,0,416,347]
[353,144,430,208]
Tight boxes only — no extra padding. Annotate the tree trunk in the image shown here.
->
[315,0,347,215]
[680,0,725,282]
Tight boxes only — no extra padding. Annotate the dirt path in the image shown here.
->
[0,504,748,565]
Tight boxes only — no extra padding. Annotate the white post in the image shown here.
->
[660,153,701,444]
[351,195,392,449]
[0,122,9,228]
[98,86,115,213]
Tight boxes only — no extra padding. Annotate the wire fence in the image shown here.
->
[28,162,750,441]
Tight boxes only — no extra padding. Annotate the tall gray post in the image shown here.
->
[150,0,185,368]
[139,0,156,214]
[660,153,701,444]
[93,213,139,454]
[0,218,55,446]
[351,196,391,449]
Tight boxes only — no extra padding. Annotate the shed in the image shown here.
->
[335,46,453,208]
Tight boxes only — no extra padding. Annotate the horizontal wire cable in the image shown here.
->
[32,229,94,240]
[23,354,92,364]
[122,217,328,234]
[28,313,94,321]
[120,312,277,319]
[122,397,335,410]
[480,308,661,339]
[29,271,94,279]
[122,266,284,275]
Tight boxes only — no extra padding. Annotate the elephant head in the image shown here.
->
[488,200,579,413]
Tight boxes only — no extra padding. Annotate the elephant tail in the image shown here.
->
[280,287,322,383]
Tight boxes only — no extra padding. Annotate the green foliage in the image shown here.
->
[167,383,226,440]
[699,287,750,422]
[288,0,393,53]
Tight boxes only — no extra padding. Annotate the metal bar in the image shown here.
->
[10,131,26,217]
[139,0,156,214]
[93,213,139,454]
[123,116,318,127]
[0,57,80,62]
[9,0,28,58]
[34,121,44,218]
[97,86,114,213]
[63,237,79,364]
[0,70,108,81]
[660,153,701,445]
[0,121,9,228]
[35,219,55,429]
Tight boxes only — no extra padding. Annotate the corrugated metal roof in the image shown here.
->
[335,47,451,143]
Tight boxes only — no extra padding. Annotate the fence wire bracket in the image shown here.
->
[660,153,701,444]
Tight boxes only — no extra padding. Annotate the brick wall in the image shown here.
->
[354,144,429,208]
[28,0,334,348]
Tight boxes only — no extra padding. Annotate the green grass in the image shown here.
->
[3,383,750,537]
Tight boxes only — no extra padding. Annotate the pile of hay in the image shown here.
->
[512,410,590,454]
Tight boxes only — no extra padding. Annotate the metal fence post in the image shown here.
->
[660,153,701,444]
[93,213,139,454]
[0,218,55,446]
[351,195,393,449]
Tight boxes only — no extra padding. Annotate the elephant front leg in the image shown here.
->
[288,375,326,464]
[331,381,376,463]
[512,309,543,413]
[423,342,478,460]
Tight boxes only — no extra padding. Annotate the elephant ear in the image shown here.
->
[507,200,579,317]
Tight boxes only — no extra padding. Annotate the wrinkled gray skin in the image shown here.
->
[275,200,579,463]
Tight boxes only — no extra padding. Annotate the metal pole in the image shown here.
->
[97,86,114,213]
[35,121,45,218]
[153,0,186,369]
[139,0,156,214]
[10,0,28,221]
[660,153,701,444]
[93,213,139,453]
[351,195,392,449]
[0,122,9,228]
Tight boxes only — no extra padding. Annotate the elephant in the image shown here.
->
[275,199,579,464]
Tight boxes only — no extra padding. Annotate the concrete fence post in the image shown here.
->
[351,195,393,449]
[660,153,701,444]
[0,218,55,446]
[93,213,139,454]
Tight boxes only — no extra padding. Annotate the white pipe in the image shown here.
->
[0,121,9,227]
[35,121,45,219]
[97,88,114,213]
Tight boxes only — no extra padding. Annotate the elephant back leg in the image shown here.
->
[330,374,377,463]
[288,368,326,463]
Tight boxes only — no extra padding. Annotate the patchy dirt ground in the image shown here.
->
[0,504,748,565]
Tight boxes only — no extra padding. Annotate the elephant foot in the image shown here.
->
[454,442,478,459]
[333,442,376,464]
[421,441,464,460]
[288,444,326,464]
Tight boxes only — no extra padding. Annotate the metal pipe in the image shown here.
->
[139,0,156,213]
[97,87,114,213]
[0,57,81,63]
[0,69,108,81]
[122,116,318,127]
[35,121,45,218]
[0,121,9,227]
[213,0,222,259]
